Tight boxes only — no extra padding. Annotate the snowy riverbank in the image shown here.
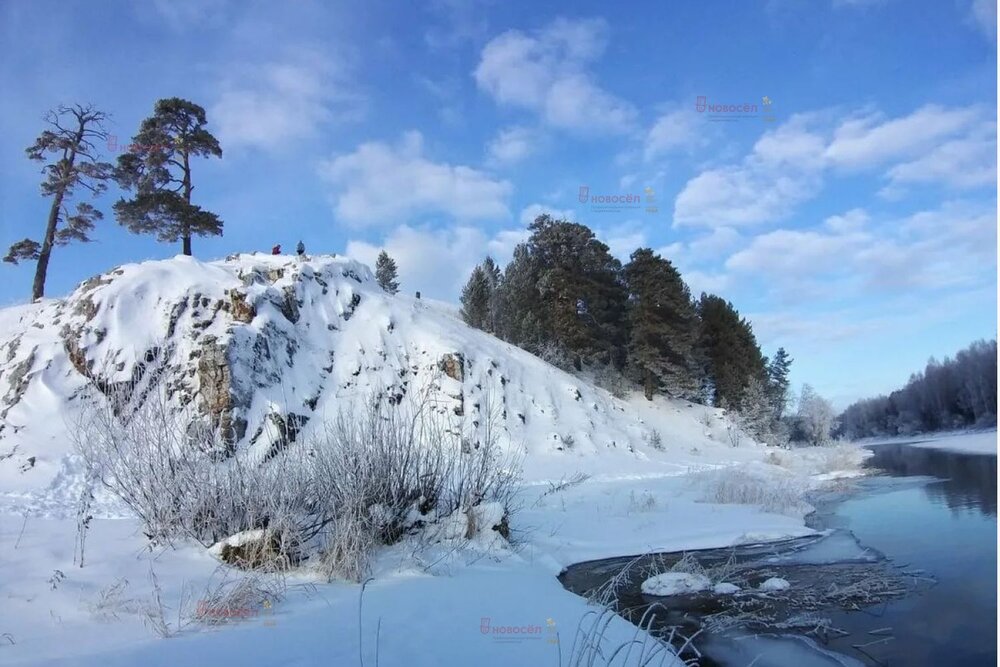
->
[859,429,997,456]
[0,444,866,667]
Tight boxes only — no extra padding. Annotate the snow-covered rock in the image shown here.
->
[641,572,712,596]
[758,577,791,591]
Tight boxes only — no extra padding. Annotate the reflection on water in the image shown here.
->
[825,440,998,666]
[864,441,997,515]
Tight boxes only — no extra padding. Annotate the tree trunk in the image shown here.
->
[31,198,61,301]
[644,367,654,401]
[182,151,192,256]
[32,140,79,300]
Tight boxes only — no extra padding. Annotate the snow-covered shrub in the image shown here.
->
[725,421,743,448]
[191,566,286,626]
[310,393,521,580]
[74,384,218,543]
[628,490,658,513]
[696,467,808,516]
[815,443,866,474]
[644,429,664,451]
[75,378,522,582]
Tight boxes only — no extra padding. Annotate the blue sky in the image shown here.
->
[0,0,996,407]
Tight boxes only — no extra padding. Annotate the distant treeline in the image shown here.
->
[837,339,997,439]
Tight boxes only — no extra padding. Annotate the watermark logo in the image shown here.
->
[696,95,776,123]
[479,616,559,645]
[578,186,658,214]
[106,135,174,154]
[195,598,275,626]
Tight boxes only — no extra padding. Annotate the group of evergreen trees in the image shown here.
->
[460,215,795,444]
[6,98,223,300]
[837,339,997,438]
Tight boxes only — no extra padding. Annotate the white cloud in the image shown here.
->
[724,201,997,295]
[212,49,365,152]
[644,109,707,160]
[596,221,647,261]
[824,208,869,233]
[344,224,526,301]
[726,228,868,276]
[687,226,743,259]
[674,162,822,227]
[824,105,981,168]
[474,18,636,134]
[681,270,731,296]
[674,105,995,227]
[319,131,512,227]
[969,0,997,39]
[519,203,576,225]
[487,125,543,166]
[882,127,997,194]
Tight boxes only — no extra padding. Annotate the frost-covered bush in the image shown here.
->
[696,467,808,516]
[75,379,522,582]
[767,443,867,476]
[644,429,664,451]
[311,397,521,580]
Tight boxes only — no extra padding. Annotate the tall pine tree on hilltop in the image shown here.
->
[623,248,701,400]
[375,250,399,294]
[114,98,223,256]
[5,104,114,300]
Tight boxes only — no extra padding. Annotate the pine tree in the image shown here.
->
[375,250,399,294]
[5,105,114,300]
[766,347,793,420]
[623,248,701,400]
[495,244,544,348]
[481,255,502,333]
[113,98,222,256]
[460,266,490,329]
[527,215,627,371]
[697,293,767,407]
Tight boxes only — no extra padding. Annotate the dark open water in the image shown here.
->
[560,437,998,666]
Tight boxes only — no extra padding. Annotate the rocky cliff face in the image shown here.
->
[0,253,731,506]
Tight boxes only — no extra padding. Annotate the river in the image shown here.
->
[559,435,998,666]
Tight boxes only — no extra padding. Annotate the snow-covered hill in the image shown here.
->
[0,252,752,512]
[0,253,868,667]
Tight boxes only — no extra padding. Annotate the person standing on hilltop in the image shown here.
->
[271,244,281,255]
[296,240,305,257]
